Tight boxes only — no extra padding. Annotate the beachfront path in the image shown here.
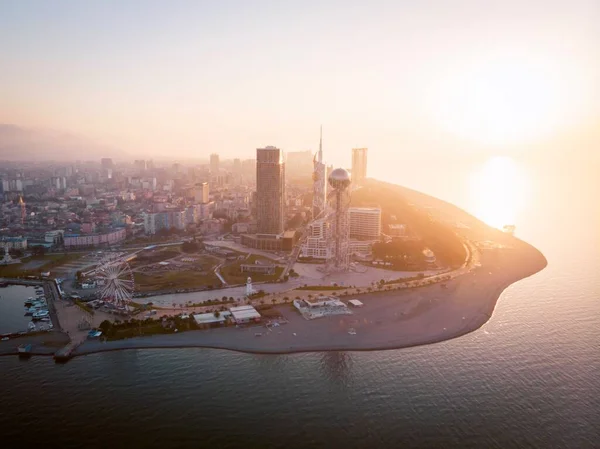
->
[75,242,546,357]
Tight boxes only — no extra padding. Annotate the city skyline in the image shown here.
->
[1,1,599,167]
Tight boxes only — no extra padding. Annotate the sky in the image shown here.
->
[0,0,599,167]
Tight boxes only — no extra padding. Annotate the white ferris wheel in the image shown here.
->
[95,254,135,308]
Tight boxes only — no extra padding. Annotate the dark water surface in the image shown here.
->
[0,284,38,333]
[1,158,598,448]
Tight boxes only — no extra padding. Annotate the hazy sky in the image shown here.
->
[1,0,598,166]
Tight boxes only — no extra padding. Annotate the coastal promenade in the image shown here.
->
[74,239,546,357]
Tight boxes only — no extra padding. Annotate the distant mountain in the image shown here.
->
[0,124,126,161]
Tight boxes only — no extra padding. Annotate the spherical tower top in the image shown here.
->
[328,168,351,190]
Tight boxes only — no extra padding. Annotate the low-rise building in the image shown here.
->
[0,236,28,250]
[240,262,276,275]
[229,305,261,324]
[63,228,126,248]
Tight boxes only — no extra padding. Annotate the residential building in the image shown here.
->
[300,219,330,259]
[63,228,126,248]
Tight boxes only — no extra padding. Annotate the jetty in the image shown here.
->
[54,340,82,362]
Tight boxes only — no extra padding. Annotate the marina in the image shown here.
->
[0,282,54,336]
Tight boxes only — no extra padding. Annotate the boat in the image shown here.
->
[18,344,32,358]
[32,310,50,320]
[87,330,102,339]
[0,282,9,288]
[28,322,36,331]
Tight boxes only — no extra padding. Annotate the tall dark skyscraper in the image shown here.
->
[351,148,368,185]
[256,146,285,235]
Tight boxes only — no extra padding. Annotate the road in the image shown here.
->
[279,225,308,280]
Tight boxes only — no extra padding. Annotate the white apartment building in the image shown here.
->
[349,207,381,240]
[300,219,331,259]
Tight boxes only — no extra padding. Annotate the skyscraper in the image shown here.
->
[256,146,285,235]
[210,153,220,174]
[194,182,209,204]
[312,126,327,219]
[351,148,368,185]
[101,158,114,169]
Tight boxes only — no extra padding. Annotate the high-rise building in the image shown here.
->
[351,148,368,185]
[101,158,114,169]
[312,126,327,219]
[210,154,220,174]
[233,158,242,173]
[194,182,210,204]
[349,207,381,239]
[287,150,313,178]
[134,160,147,172]
[256,146,285,235]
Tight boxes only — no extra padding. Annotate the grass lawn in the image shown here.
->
[134,270,221,292]
[128,249,181,268]
[0,253,84,277]
[220,254,283,284]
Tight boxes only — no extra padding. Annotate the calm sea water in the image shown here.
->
[0,284,38,334]
[0,156,598,449]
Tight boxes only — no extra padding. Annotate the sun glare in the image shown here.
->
[469,156,529,229]
[426,56,570,146]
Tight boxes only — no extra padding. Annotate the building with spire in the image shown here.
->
[312,126,327,220]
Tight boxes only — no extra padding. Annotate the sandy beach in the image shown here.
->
[73,237,546,357]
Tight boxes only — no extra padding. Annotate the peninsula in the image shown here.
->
[1,179,547,360]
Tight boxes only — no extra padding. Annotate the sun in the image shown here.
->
[469,156,529,229]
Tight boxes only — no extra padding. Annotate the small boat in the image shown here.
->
[18,344,32,358]
[32,310,50,320]
[28,322,36,331]
[87,330,102,339]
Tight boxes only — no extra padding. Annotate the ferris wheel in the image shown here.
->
[95,254,135,308]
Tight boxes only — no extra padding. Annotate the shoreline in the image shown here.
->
[63,240,546,359]
[1,244,546,360]
[1,183,548,361]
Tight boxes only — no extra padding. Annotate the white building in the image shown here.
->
[300,218,331,259]
[349,207,381,240]
[229,305,261,324]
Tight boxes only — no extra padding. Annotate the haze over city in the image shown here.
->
[1,0,599,167]
[1,2,599,448]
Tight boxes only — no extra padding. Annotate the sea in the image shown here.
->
[0,154,598,449]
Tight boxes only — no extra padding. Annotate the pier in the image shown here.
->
[54,340,82,362]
